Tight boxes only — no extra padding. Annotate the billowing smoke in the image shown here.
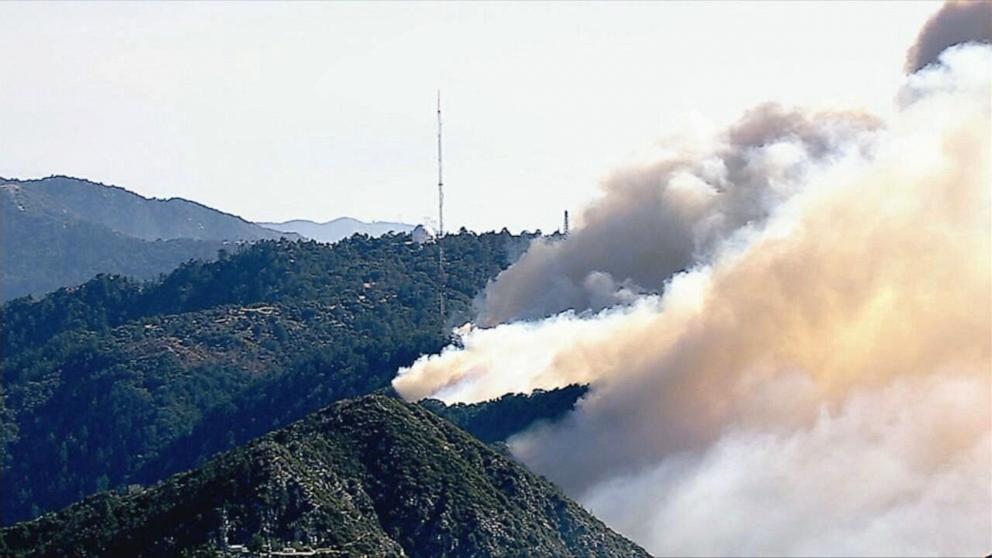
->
[394,40,991,558]
[905,0,992,73]
[476,105,879,326]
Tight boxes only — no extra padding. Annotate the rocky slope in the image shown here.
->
[0,395,650,558]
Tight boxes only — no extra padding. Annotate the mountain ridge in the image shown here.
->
[259,217,415,244]
[1,232,536,524]
[0,394,651,558]
[0,175,300,300]
[1,175,297,242]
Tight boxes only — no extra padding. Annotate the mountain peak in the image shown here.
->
[1,394,649,557]
[0,175,301,300]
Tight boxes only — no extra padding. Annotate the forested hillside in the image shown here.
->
[0,395,648,558]
[0,231,536,525]
[421,384,589,444]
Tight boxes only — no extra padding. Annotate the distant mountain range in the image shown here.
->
[0,395,648,557]
[1,176,293,242]
[0,176,298,301]
[259,217,415,244]
[0,174,421,301]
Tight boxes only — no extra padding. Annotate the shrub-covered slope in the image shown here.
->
[421,384,590,443]
[0,232,534,524]
[0,395,650,558]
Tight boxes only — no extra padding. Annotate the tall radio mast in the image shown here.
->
[436,91,446,335]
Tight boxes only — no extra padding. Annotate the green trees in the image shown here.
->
[0,231,534,525]
[420,384,590,443]
[0,396,649,558]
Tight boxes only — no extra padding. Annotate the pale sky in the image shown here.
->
[0,1,940,232]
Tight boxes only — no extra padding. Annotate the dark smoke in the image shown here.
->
[475,105,878,326]
[905,0,992,73]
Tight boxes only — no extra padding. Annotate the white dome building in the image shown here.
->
[411,224,436,244]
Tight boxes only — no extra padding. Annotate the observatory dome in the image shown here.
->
[411,224,436,244]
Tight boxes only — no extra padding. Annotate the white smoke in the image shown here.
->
[394,44,992,557]
[581,373,990,556]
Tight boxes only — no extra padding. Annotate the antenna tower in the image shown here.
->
[564,210,570,237]
[437,91,446,336]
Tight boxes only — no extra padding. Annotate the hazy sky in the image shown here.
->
[0,2,940,232]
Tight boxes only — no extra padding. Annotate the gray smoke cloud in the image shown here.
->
[480,0,991,328]
[476,105,879,326]
[905,0,992,73]
[396,45,992,556]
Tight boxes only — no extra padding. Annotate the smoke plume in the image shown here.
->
[476,105,879,325]
[905,0,992,73]
[394,41,991,558]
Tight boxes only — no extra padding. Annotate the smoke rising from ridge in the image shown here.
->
[905,0,992,73]
[395,43,992,556]
[475,105,879,326]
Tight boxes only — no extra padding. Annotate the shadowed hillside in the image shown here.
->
[0,176,296,300]
[0,395,650,558]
